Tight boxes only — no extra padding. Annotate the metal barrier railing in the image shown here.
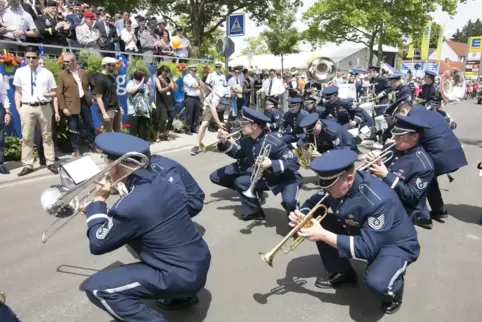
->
[0,39,214,64]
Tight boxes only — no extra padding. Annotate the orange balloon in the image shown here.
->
[172,37,181,49]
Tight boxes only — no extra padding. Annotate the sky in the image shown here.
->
[230,0,482,58]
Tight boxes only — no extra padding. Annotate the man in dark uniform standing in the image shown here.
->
[365,114,435,228]
[390,100,467,223]
[290,149,420,314]
[210,107,302,221]
[370,66,392,116]
[37,1,71,56]
[418,70,438,108]
[83,132,211,321]
[388,74,412,103]
[281,97,309,144]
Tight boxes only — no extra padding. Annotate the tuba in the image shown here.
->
[440,68,466,104]
[307,56,336,85]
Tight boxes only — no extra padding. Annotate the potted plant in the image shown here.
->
[3,136,22,161]
[0,52,22,73]
[56,114,78,153]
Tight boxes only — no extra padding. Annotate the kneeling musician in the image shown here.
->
[363,114,434,228]
[289,149,420,314]
[83,133,211,321]
[210,107,302,221]
[281,97,309,145]
[264,96,283,132]
[296,113,358,158]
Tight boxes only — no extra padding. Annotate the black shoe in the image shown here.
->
[156,296,199,310]
[17,167,34,177]
[0,165,10,174]
[415,218,433,229]
[240,210,266,221]
[431,208,449,220]
[257,191,268,205]
[47,164,59,174]
[185,131,192,136]
[382,280,404,314]
[314,272,357,289]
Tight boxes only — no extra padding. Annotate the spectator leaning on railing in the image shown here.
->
[75,10,101,55]
[0,0,38,52]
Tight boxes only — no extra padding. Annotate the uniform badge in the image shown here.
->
[368,214,385,230]
[415,177,428,190]
[283,151,294,159]
[332,138,340,146]
[345,214,359,227]
[96,217,114,240]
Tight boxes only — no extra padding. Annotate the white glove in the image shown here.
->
[376,91,385,99]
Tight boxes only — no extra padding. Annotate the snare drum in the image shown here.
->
[375,115,388,132]
[360,102,375,115]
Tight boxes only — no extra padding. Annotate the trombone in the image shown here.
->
[357,142,395,171]
[199,130,242,152]
[259,194,329,266]
[39,152,150,244]
[242,138,272,199]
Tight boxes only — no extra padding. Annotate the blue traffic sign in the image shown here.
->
[228,13,245,37]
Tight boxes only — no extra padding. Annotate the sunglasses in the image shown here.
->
[63,60,74,64]
[26,56,38,60]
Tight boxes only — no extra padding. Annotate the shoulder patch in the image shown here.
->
[332,137,340,146]
[368,214,385,230]
[415,177,428,190]
[96,217,114,240]
[283,150,294,159]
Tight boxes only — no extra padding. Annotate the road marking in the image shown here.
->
[466,234,480,240]
[0,145,194,189]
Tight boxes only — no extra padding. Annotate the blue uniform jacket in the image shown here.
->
[149,155,205,218]
[409,104,467,175]
[374,76,392,96]
[320,98,351,125]
[350,106,373,129]
[218,131,301,195]
[84,169,211,293]
[297,118,357,153]
[265,108,283,132]
[382,144,434,219]
[392,84,412,102]
[283,109,309,135]
[300,171,420,263]
[418,83,437,104]
[305,106,325,117]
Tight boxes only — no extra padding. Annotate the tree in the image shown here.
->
[302,0,462,65]
[261,8,300,72]
[239,36,270,56]
[451,19,482,43]
[145,0,302,54]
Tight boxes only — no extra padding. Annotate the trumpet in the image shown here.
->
[357,142,395,171]
[200,130,242,152]
[39,152,150,244]
[242,138,272,199]
[259,194,329,266]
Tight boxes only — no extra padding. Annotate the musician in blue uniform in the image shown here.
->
[289,149,419,314]
[264,96,283,132]
[297,113,357,155]
[0,295,21,322]
[371,66,392,116]
[210,107,302,221]
[319,86,353,128]
[429,94,457,130]
[418,70,438,107]
[83,133,211,321]
[281,97,309,145]
[149,154,205,218]
[304,96,324,116]
[388,74,412,103]
[391,100,467,224]
[343,98,374,132]
[364,114,435,228]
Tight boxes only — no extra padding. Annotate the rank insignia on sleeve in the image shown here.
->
[332,138,340,146]
[415,177,428,190]
[283,151,294,159]
[368,214,385,230]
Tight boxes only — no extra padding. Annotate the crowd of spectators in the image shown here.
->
[0,0,200,61]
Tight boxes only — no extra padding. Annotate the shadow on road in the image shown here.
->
[300,175,320,192]
[204,189,239,206]
[459,138,482,149]
[445,203,482,225]
[253,255,384,322]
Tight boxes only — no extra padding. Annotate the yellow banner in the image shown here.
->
[468,36,482,52]
[435,25,444,60]
[406,40,414,59]
[420,22,431,60]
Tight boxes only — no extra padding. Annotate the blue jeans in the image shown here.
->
[69,104,96,152]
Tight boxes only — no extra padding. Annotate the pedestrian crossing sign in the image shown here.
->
[228,13,245,37]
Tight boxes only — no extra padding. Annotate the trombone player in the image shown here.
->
[209,107,302,221]
[82,133,211,321]
[289,149,419,314]
[363,114,435,228]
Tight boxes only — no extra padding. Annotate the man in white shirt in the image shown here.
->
[190,84,243,155]
[13,46,60,176]
[205,62,226,90]
[0,74,11,174]
[257,69,285,103]
[183,65,208,135]
[0,0,38,51]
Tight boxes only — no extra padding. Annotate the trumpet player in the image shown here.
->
[264,96,283,132]
[209,107,302,221]
[363,115,434,228]
[82,133,211,320]
[388,74,412,103]
[297,113,357,156]
[281,97,309,144]
[289,149,419,314]
[319,86,357,130]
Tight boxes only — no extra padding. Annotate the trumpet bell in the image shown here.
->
[242,188,256,199]
[259,251,274,267]
[40,186,80,218]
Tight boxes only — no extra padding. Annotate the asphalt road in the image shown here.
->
[1,101,482,322]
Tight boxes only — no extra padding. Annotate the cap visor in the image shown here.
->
[318,176,339,189]
[390,128,411,135]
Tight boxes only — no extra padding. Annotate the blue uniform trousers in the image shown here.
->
[0,303,21,322]
[209,164,299,217]
[315,215,407,299]
[374,97,389,116]
[426,176,444,212]
[84,262,196,322]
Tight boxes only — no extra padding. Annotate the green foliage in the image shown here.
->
[262,8,300,57]
[451,18,482,43]
[78,50,103,75]
[4,136,21,161]
[127,58,149,76]
[240,36,270,56]
[56,114,78,141]
[43,57,64,78]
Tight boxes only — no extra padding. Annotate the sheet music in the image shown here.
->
[61,156,101,185]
